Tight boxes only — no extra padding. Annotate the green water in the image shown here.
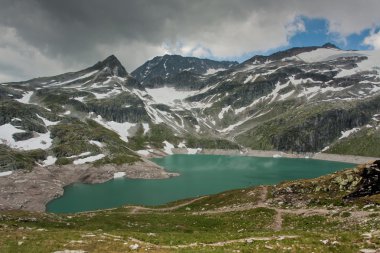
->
[47,154,355,213]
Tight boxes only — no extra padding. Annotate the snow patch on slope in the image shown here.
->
[73,154,105,165]
[335,50,380,78]
[94,115,136,143]
[136,150,151,156]
[145,87,197,105]
[0,123,52,150]
[16,91,34,104]
[295,48,343,63]
[163,141,174,154]
[67,152,91,159]
[339,127,360,139]
[89,140,104,147]
[41,156,57,166]
[218,105,231,119]
[142,123,150,134]
[204,68,226,75]
[36,114,59,126]
[48,70,98,86]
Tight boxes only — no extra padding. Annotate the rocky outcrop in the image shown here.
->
[131,54,237,88]
[344,160,380,199]
[269,161,380,207]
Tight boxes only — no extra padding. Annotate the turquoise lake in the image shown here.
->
[46,154,355,213]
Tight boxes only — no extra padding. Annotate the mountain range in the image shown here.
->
[1,43,379,172]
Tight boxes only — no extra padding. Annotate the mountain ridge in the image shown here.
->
[131,54,238,88]
[0,43,379,173]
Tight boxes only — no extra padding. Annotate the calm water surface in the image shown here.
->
[47,154,355,213]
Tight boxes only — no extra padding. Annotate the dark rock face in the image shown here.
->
[272,107,374,152]
[131,54,238,88]
[93,55,128,77]
[344,160,380,199]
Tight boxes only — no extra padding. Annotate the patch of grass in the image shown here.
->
[0,144,46,172]
[282,214,339,231]
[51,118,100,157]
[50,118,140,165]
[236,96,380,154]
[327,126,380,157]
[145,123,180,148]
[173,188,261,212]
[185,135,240,150]
[341,211,351,218]
[55,157,70,165]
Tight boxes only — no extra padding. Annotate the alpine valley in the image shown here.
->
[1,43,379,173]
[1,43,380,252]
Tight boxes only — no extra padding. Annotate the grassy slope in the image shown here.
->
[1,163,380,252]
[51,118,140,166]
[327,127,380,157]
[235,96,380,157]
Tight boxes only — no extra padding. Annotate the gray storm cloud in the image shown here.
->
[0,0,379,81]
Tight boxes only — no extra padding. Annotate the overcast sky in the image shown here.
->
[1,0,380,82]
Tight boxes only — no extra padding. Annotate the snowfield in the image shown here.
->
[16,91,34,104]
[146,87,197,105]
[0,123,53,150]
[94,115,136,143]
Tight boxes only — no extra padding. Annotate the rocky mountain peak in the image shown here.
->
[93,55,128,77]
[322,42,339,49]
[131,54,238,88]
[245,43,341,64]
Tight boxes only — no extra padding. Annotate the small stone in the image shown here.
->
[359,249,377,253]
[129,244,139,250]
[362,233,372,239]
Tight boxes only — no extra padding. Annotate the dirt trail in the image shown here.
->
[128,196,208,214]
[257,186,268,205]
[127,186,374,230]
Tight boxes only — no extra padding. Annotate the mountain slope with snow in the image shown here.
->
[1,44,379,171]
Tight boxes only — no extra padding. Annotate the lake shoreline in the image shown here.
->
[169,148,378,165]
[47,154,357,213]
[0,159,177,212]
[0,148,377,212]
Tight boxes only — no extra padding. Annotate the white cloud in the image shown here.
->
[286,16,306,38]
[191,46,212,58]
[363,30,380,50]
[1,0,380,81]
